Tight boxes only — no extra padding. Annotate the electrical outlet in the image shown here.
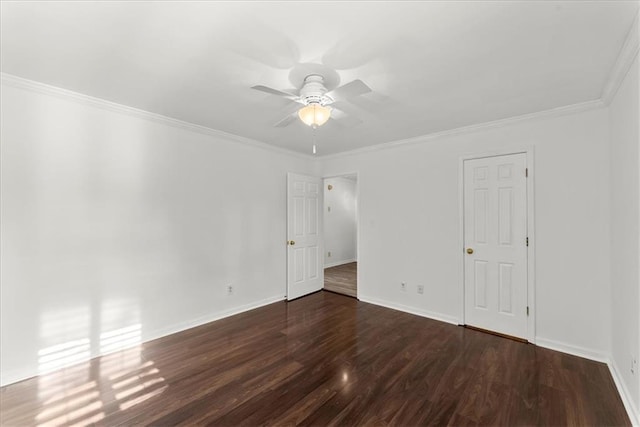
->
[417,285,424,294]
[328,251,331,257]
[632,356,637,375]
[227,284,233,295]
[401,282,407,292]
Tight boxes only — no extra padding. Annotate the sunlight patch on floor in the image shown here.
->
[35,318,167,426]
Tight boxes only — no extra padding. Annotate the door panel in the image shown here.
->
[464,153,527,339]
[294,248,304,283]
[474,189,488,243]
[498,262,513,313]
[287,173,323,300]
[474,260,488,309]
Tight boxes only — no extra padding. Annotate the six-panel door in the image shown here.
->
[464,153,528,339]
[287,173,323,300]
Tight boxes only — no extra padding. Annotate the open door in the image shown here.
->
[287,173,323,300]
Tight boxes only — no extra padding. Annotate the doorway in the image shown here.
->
[323,174,358,298]
[462,152,533,340]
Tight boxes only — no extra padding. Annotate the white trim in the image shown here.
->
[602,9,640,105]
[0,72,314,161]
[1,72,607,161]
[359,295,460,326]
[143,294,285,344]
[0,294,285,387]
[534,340,640,424]
[526,150,536,344]
[458,161,466,324]
[352,292,638,425]
[320,100,604,160]
[535,337,608,363]
[324,258,357,269]
[609,360,640,426]
[0,367,36,390]
[458,147,536,343]
[355,173,360,300]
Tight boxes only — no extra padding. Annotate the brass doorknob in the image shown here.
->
[288,240,295,246]
[466,248,474,254]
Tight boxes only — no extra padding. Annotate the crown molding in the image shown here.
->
[602,8,639,105]
[0,73,315,161]
[319,98,605,160]
[0,72,608,162]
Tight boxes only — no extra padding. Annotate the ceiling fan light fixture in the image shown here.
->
[298,103,331,128]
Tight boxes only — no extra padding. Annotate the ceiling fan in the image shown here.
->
[251,74,373,128]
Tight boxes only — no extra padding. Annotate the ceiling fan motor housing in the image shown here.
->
[300,74,333,106]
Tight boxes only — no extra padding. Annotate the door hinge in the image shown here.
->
[527,306,529,316]
[526,237,529,246]
[525,168,528,177]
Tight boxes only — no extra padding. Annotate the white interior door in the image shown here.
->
[464,153,528,339]
[287,173,323,300]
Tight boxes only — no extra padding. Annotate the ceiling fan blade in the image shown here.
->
[274,113,298,128]
[328,79,372,101]
[331,107,363,128]
[251,85,298,99]
[331,101,362,117]
[330,107,349,119]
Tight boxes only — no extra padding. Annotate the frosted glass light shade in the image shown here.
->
[298,104,331,127]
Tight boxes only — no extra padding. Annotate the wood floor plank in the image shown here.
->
[0,291,630,426]
[324,262,357,297]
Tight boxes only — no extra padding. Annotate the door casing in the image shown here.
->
[322,172,360,300]
[458,147,536,343]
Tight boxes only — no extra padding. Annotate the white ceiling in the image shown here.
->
[1,1,638,155]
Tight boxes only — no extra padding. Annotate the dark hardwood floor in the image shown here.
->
[0,291,630,426]
[324,262,357,298]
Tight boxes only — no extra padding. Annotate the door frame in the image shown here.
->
[322,171,360,300]
[458,147,536,343]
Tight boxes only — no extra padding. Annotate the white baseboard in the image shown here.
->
[354,301,638,425]
[3,294,638,427]
[0,294,285,387]
[0,367,38,389]
[608,360,640,426]
[535,337,639,425]
[143,294,286,344]
[358,294,460,325]
[535,337,608,363]
[324,258,357,269]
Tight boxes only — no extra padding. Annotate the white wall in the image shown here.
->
[322,107,612,357]
[324,177,357,267]
[0,70,634,424]
[0,79,316,386]
[609,52,640,417]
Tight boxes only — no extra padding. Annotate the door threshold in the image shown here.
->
[464,325,528,343]
[286,289,323,302]
[322,289,358,299]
